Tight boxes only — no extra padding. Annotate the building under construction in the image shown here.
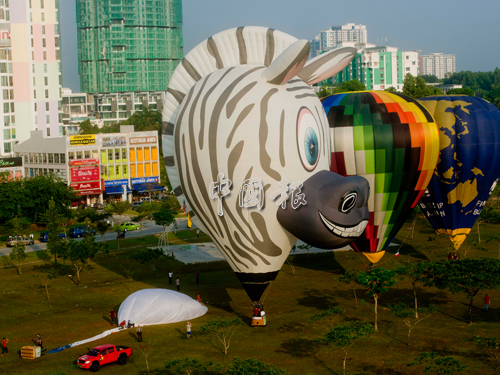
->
[76,0,183,94]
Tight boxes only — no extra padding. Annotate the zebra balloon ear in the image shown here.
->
[298,46,358,85]
[262,40,310,85]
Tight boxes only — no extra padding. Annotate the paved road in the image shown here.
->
[0,216,190,257]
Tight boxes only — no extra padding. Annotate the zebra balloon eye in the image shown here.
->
[297,107,321,171]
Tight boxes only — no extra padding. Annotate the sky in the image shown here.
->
[60,0,500,93]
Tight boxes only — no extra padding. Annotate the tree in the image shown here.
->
[21,175,76,223]
[41,197,68,264]
[96,220,108,240]
[136,338,155,375]
[74,207,111,225]
[384,86,398,93]
[421,75,442,83]
[397,261,430,318]
[408,352,467,374]
[297,243,312,262]
[164,358,223,375]
[336,79,366,93]
[104,201,131,224]
[447,87,475,96]
[425,258,500,324]
[309,307,345,329]
[201,318,244,355]
[33,267,60,301]
[339,269,360,308]
[0,172,23,222]
[132,201,157,237]
[132,248,165,278]
[388,302,435,346]
[357,267,397,331]
[8,216,29,275]
[465,336,500,369]
[226,357,285,375]
[317,321,374,375]
[476,206,500,243]
[78,119,100,134]
[403,73,443,99]
[68,237,109,285]
[153,206,176,231]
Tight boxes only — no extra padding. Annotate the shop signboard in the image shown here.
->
[75,189,103,196]
[70,135,96,146]
[129,136,157,145]
[69,158,99,166]
[0,157,22,168]
[102,135,127,147]
[104,179,129,187]
[71,166,100,182]
[131,176,159,184]
[71,181,101,191]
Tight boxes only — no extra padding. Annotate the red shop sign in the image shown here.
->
[71,181,101,191]
[71,166,100,182]
[69,158,99,166]
[75,188,102,196]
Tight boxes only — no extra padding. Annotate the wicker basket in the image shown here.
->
[21,346,41,360]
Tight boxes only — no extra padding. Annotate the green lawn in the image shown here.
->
[1,218,500,374]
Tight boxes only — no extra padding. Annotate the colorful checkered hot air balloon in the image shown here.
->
[322,91,440,262]
[418,96,500,250]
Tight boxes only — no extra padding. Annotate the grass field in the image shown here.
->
[1,219,500,375]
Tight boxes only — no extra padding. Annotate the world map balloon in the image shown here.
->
[162,27,370,304]
[322,91,440,262]
[418,95,500,250]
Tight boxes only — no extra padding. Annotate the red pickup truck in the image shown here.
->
[77,344,132,372]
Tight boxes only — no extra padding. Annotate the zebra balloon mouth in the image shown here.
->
[318,211,368,238]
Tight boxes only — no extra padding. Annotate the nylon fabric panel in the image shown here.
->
[323,91,439,254]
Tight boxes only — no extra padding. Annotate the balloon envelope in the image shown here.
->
[322,91,440,258]
[418,95,500,249]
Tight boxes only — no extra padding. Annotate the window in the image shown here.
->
[84,150,91,159]
[29,153,33,163]
[45,89,49,98]
[41,13,44,22]
[24,154,28,163]
[44,77,48,86]
[42,38,46,47]
[46,128,50,136]
[107,149,113,161]
[34,90,36,99]
[43,154,47,163]
[43,51,46,60]
[4,142,11,153]
[92,149,98,159]
[54,153,60,163]
[46,115,49,123]
[76,151,83,159]
[60,153,65,163]
[40,0,44,8]
[115,148,120,160]
[44,64,47,73]
[406,67,410,71]
[123,165,127,176]
[4,115,9,126]
[48,153,53,163]
[122,148,127,160]
[68,151,75,160]
[42,26,45,35]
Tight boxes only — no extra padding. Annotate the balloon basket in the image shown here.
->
[251,316,266,327]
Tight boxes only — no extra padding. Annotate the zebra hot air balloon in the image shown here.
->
[162,27,370,306]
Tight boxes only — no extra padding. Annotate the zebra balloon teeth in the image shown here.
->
[162,27,370,304]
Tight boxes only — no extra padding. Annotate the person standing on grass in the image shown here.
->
[186,322,192,339]
[136,325,143,342]
[484,294,491,311]
[1,337,8,356]
[36,333,42,348]
[196,271,200,284]
[196,229,200,238]
[176,277,180,291]
[168,271,173,285]
[109,309,117,326]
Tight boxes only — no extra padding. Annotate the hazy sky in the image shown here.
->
[60,0,500,92]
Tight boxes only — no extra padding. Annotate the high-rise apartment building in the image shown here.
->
[419,53,456,79]
[76,0,183,94]
[0,0,63,156]
[329,42,419,91]
[310,23,367,58]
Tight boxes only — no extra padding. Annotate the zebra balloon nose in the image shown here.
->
[277,170,370,249]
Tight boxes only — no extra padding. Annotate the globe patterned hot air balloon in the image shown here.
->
[322,91,440,262]
[162,27,370,305]
[418,96,500,250]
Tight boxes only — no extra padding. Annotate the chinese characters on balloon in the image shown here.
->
[209,174,307,216]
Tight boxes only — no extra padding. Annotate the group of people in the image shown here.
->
[448,252,460,261]
[253,305,265,317]
[109,308,143,342]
